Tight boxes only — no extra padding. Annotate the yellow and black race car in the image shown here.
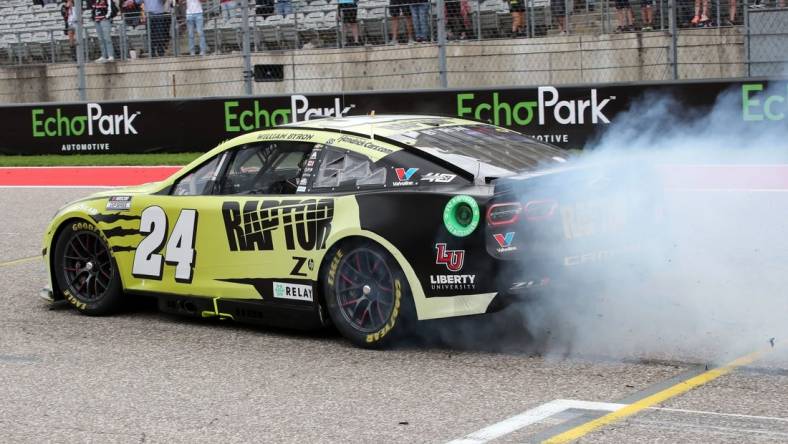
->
[42,115,637,348]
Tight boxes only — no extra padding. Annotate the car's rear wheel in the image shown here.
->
[53,221,123,315]
[323,241,413,348]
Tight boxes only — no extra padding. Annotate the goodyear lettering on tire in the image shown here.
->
[327,249,344,286]
[366,278,402,343]
[72,222,96,232]
[63,289,86,310]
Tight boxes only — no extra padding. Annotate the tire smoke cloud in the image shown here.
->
[515,84,788,365]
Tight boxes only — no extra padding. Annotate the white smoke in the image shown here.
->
[515,83,788,365]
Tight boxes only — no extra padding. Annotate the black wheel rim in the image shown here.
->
[334,248,395,333]
[62,231,114,302]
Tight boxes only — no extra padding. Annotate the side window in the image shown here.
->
[313,148,387,190]
[171,154,224,196]
[218,142,314,195]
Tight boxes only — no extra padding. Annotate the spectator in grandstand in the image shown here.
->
[691,0,711,26]
[446,0,470,39]
[61,0,78,61]
[410,0,430,42]
[122,0,144,27]
[614,0,634,32]
[726,0,739,25]
[275,0,293,15]
[338,0,361,45]
[221,0,238,20]
[124,0,170,56]
[91,0,117,62]
[256,0,275,17]
[509,0,526,37]
[184,0,207,55]
[552,0,568,34]
[641,0,654,30]
[388,0,414,44]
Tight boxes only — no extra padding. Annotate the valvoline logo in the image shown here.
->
[395,168,418,181]
[493,232,517,253]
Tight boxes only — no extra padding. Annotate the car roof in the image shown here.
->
[282,115,478,139]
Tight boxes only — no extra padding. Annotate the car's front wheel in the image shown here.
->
[53,220,123,315]
[323,241,414,348]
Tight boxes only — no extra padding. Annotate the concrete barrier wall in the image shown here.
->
[0,27,745,104]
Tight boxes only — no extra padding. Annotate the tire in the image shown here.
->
[323,240,414,349]
[53,220,124,316]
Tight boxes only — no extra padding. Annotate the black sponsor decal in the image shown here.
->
[102,226,140,239]
[290,256,314,277]
[222,199,334,252]
[216,277,315,302]
[90,213,141,224]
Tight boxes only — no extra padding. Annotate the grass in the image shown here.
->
[0,153,204,167]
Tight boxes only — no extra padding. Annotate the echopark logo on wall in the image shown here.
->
[435,243,464,272]
[395,168,418,181]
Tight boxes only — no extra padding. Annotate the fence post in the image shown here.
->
[744,3,750,76]
[50,30,55,64]
[146,12,153,56]
[242,0,253,95]
[171,12,179,56]
[669,0,678,79]
[75,0,86,101]
[436,0,448,87]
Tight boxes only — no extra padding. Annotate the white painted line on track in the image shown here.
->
[445,400,625,444]
[649,407,788,423]
[665,188,788,192]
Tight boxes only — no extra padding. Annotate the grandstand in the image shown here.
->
[0,0,745,63]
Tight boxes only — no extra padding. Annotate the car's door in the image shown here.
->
[205,141,335,305]
[121,151,229,298]
[123,140,322,301]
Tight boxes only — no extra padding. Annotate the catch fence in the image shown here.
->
[0,0,785,102]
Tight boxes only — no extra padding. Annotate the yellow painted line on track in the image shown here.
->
[542,348,770,443]
[0,256,39,268]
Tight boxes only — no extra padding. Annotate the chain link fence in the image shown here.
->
[0,0,784,102]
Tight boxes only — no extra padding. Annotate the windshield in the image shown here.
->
[408,124,567,174]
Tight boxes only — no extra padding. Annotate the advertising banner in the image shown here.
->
[4,79,784,155]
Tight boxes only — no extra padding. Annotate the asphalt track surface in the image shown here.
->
[2,187,788,443]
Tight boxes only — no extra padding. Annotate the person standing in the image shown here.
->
[410,0,429,42]
[446,0,470,39]
[221,0,237,20]
[388,0,414,44]
[509,0,525,37]
[125,0,171,57]
[338,0,360,45]
[91,0,117,62]
[61,0,78,60]
[275,0,293,15]
[641,0,653,30]
[691,0,710,26]
[614,0,634,32]
[184,0,207,55]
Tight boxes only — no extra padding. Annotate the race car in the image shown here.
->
[41,115,642,348]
